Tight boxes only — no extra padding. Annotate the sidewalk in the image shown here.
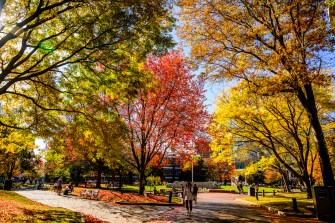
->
[16,190,324,223]
[16,190,176,223]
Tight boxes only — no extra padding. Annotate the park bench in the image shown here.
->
[80,189,100,200]
[80,189,92,199]
[159,189,170,195]
[41,184,50,190]
[90,190,99,200]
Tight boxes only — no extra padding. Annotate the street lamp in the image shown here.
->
[171,153,176,182]
[191,157,194,182]
[191,153,198,182]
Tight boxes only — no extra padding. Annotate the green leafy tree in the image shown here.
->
[0,0,174,130]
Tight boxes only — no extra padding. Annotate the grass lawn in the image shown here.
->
[0,190,84,223]
[241,192,314,214]
[120,185,168,192]
[219,185,279,193]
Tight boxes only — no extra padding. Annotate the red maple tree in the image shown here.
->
[118,50,208,195]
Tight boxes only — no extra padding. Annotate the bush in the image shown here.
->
[147,175,161,186]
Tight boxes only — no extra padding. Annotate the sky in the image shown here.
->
[171,28,228,114]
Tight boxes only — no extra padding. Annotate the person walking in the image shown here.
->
[57,176,63,195]
[193,184,198,204]
[184,181,194,215]
[237,182,241,194]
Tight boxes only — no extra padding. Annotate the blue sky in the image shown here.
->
[171,29,225,113]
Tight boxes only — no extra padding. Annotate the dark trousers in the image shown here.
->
[186,200,193,211]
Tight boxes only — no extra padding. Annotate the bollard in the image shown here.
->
[262,190,265,197]
[168,191,172,203]
[273,190,276,196]
[292,198,298,212]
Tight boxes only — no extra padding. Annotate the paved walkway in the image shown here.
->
[16,190,323,223]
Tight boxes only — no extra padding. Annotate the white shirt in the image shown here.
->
[184,184,193,201]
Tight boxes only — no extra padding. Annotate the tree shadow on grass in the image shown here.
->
[21,208,82,223]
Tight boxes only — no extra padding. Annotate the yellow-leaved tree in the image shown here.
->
[208,82,334,197]
[178,0,335,186]
[0,127,40,190]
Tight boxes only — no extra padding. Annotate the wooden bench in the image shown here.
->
[41,185,51,190]
[91,190,99,200]
[80,189,100,200]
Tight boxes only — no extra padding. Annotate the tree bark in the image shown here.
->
[279,169,291,192]
[303,176,313,199]
[118,170,123,190]
[297,84,335,186]
[96,167,102,189]
[139,169,146,195]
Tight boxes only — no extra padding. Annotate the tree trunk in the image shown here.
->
[4,165,14,191]
[117,169,123,190]
[139,170,146,195]
[280,170,291,192]
[96,167,102,189]
[112,173,115,189]
[303,178,312,199]
[75,169,81,187]
[298,85,335,186]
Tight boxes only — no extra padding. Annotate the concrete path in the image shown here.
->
[15,190,322,223]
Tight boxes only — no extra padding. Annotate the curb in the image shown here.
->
[208,189,236,193]
[115,201,183,206]
[236,198,315,218]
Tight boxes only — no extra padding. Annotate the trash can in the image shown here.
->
[330,187,335,213]
[248,187,255,196]
[3,179,12,191]
[312,186,334,220]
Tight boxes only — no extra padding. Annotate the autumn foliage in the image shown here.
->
[117,50,208,194]
[178,0,335,186]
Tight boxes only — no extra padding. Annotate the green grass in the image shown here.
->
[0,190,83,223]
[121,185,168,192]
[241,192,314,214]
[219,185,279,193]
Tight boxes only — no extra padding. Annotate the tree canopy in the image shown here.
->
[0,128,40,182]
[177,0,335,185]
[0,0,174,130]
[115,50,208,194]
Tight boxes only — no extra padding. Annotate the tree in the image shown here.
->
[115,50,208,195]
[206,158,235,184]
[0,0,174,129]
[0,128,40,190]
[328,0,335,30]
[44,111,127,188]
[209,82,328,197]
[177,0,335,186]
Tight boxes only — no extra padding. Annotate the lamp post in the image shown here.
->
[171,153,176,182]
[191,157,194,182]
[191,153,198,182]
